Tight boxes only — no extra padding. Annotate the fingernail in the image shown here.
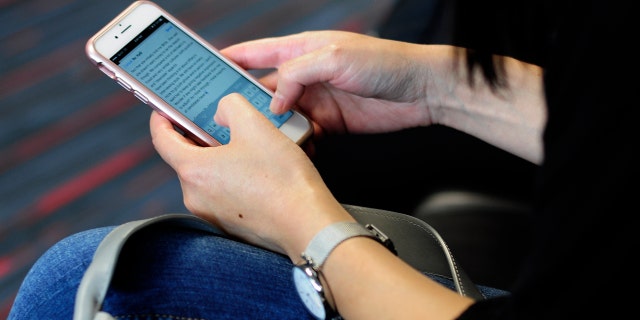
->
[270,92,284,113]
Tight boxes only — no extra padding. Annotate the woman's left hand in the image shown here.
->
[149,93,353,258]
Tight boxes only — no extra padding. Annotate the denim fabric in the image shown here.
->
[9,223,508,319]
[426,274,509,299]
[9,227,114,320]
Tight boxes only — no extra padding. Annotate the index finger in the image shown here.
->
[220,31,349,70]
[149,111,200,167]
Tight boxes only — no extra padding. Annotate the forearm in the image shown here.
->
[283,193,475,319]
[422,46,546,164]
[321,236,474,319]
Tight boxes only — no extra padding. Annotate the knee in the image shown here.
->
[9,227,114,319]
[27,226,115,283]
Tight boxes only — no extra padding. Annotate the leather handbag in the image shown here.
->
[73,204,484,320]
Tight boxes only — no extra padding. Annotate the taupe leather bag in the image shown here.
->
[73,204,484,320]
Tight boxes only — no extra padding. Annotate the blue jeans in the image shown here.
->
[9,223,508,319]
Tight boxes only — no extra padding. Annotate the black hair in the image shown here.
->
[451,0,550,90]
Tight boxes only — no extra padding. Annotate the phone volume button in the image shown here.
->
[98,65,116,79]
[115,78,132,91]
[133,91,149,104]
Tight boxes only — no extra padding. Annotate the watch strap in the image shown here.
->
[302,221,376,269]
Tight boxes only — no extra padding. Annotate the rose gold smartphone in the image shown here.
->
[86,1,312,146]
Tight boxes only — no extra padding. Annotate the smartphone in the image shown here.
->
[86,1,312,146]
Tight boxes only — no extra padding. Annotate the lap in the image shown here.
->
[10,218,508,319]
[10,224,309,320]
[9,227,115,319]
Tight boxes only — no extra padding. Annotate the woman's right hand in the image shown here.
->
[222,30,546,164]
[221,30,443,137]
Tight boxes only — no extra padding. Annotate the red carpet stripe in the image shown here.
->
[0,93,139,173]
[33,138,155,218]
[0,40,84,100]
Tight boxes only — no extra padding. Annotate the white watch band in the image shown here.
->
[302,221,375,269]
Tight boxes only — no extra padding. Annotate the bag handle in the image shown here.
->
[74,206,483,320]
[73,214,220,320]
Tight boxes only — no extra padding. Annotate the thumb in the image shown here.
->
[214,93,283,144]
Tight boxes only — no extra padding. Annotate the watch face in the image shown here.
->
[293,266,326,319]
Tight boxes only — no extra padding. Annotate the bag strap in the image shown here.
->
[74,207,483,320]
[73,214,221,320]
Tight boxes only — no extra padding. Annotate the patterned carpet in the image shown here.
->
[0,0,395,316]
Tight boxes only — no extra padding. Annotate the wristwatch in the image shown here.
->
[292,262,342,320]
[292,221,395,320]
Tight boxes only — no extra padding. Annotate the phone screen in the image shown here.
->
[110,16,292,144]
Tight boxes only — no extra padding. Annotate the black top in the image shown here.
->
[459,1,638,318]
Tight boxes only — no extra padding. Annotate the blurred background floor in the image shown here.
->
[0,0,396,316]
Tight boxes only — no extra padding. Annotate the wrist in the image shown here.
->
[285,199,354,261]
[292,221,396,320]
[301,222,374,268]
